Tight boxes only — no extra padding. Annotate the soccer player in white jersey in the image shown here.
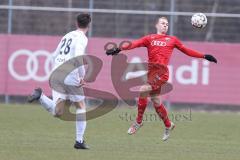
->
[28,13,91,149]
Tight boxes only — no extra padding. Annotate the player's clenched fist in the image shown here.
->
[106,48,121,56]
[204,54,217,63]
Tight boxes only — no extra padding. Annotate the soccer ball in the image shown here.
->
[191,13,207,28]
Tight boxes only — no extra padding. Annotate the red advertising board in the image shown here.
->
[0,34,239,105]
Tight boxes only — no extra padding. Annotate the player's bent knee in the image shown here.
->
[55,105,65,117]
[54,109,64,117]
[139,85,152,98]
[139,85,151,92]
[54,99,68,117]
[74,101,85,109]
[151,97,161,105]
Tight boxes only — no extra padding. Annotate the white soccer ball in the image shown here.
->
[191,13,207,28]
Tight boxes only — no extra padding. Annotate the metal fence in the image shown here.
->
[1,0,240,42]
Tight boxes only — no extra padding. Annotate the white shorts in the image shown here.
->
[52,90,85,104]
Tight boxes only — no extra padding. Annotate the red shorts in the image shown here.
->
[147,64,169,95]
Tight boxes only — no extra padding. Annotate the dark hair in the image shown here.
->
[77,13,91,28]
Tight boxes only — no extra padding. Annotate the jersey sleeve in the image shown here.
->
[51,39,62,60]
[121,35,149,50]
[174,37,204,58]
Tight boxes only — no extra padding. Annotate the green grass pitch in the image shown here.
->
[0,104,240,160]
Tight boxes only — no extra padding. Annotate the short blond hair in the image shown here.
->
[156,16,168,24]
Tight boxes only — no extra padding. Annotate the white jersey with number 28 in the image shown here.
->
[52,30,88,86]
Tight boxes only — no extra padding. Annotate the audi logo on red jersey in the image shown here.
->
[151,40,167,47]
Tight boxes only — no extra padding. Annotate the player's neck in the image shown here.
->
[157,31,167,35]
[77,28,88,35]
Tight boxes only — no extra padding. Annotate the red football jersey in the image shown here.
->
[121,34,204,65]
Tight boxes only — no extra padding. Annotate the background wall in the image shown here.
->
[0,0,239,107]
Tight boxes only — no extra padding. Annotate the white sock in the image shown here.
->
[76,108,86,143]
[39,94,56,115]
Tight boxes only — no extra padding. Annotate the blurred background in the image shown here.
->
[0,0,240,110]
[1,0,240,41]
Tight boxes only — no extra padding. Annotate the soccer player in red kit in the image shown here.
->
[106,17,217,141]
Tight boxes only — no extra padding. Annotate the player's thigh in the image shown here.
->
[66,85,85,108]
[147,65,169,92]
[52,90,67,103]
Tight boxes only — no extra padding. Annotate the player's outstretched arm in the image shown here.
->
[179,46,217,63]
[105,36,148,56]
[175,37,217,63]
[105,40,144,56]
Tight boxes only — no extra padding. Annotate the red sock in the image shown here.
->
[136,97,148,124]
[154,103,171,128]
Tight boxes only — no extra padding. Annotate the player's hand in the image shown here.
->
[78,78,86,87]
[106,48,121,56]
[204,54,217,63]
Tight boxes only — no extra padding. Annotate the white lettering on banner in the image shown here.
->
[202,60,210,85]
[175,60,198,85]
[8,49,53,82]
[124,57,210,85]
[123,57,147,81]
[8,50,210,85]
